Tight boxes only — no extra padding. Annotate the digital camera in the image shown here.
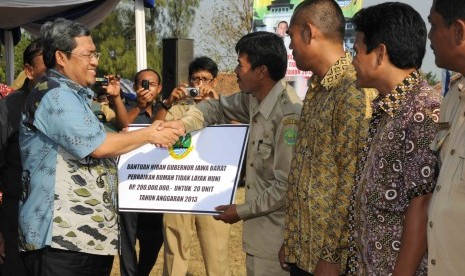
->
[141,80,150,90]
[185,87,199,97]
[95,77,109,86]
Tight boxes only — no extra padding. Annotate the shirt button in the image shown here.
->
[431,259,436,265]
[252,141,255,145]
[436,185,441,191]
[451,149,456,155]
[250,163,254,167]
[429,221,433,228]
[246,185,250,189]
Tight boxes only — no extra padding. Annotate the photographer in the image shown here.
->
[108,69,166,276]
[154,57,220,122]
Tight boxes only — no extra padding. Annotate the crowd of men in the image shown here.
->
[0,0,465,275]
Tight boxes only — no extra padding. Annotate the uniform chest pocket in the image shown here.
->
[256,142,274,179]
[258,142,272,159]
[453,148,465,193]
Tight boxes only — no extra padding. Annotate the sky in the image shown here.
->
[192,0,441,79]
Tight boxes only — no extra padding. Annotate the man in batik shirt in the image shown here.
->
[348,3,440,275]
[19,18,182,276]
[279,1,372,275]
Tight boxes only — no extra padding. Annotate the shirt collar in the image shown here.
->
[376,70,423,117]
[47,69,95,103]
[317,51,353,90]
[256,80,285,119]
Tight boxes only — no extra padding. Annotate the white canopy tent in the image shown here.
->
[0,0,149,85]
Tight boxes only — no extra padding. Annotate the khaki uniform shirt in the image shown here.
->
[165,98,197,121]
[428,75,465,275]
[182,80,302,259]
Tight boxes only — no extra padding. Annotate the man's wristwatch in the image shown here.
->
[155,100,170,110]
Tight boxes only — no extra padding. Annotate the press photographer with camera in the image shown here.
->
[106,68,168,276]
[154,56,220,121]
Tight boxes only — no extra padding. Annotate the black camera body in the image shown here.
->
[141,80,150,90]
[95,77,109,86]
[185,87,199,97]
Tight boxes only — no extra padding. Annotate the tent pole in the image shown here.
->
[135,0,147,71]
[4,30,14,85]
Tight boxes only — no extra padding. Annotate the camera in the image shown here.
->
[95,77,109,86]
[141,80,150,90]
[185,87,199,97]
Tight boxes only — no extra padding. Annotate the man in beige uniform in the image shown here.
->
[428,0,465,274]
[175,32,302,276]
[158,57,231,276]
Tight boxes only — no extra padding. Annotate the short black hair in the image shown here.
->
[23,39,43,66]
[353,2,426,69]
[433,0,465,26]
[292,0,345,43]
[235,31,287,81]
[134,69,161,85]
[188,56,218,78]
[40,18,90,68]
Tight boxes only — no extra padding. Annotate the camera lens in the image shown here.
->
[189,88,199,97]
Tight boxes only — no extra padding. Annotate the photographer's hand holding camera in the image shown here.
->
[120,70,162,125]
[101,74,129,130]
[153,82,219,122]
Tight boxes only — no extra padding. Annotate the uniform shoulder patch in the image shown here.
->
[283,118,298,126]
[284,128,297,145]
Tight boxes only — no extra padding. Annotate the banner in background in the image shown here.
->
[253,0,363,98]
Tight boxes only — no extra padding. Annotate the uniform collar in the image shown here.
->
[254,79,285,119]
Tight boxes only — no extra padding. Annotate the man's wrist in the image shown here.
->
[155,100,171,110]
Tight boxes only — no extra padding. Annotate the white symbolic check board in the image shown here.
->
[118,124,249,215]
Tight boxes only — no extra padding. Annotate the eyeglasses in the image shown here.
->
[190,76,214,85]
[66,51,101,61]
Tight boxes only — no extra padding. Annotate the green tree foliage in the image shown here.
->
[424,71,439,86]
[91,2,162,80]
[92,0,199,80]
[165,0,200,38]
[0,0,199,84]
[197,0,253,70]
[0,33,32,83]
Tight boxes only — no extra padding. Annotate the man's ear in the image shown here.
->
[302,23,313,44]
[257,65,269,80]
[24,64,34,80]
[211,77,218,88]
[376,43,388,66]
[454,19,465,45]
[55,50,67,67]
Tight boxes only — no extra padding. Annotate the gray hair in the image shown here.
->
[40,18,90,68]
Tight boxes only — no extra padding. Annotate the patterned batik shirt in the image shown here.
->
[284,52,370,274]
[0,83,15,99]
[19,70,119,255]
[347,70,440,275]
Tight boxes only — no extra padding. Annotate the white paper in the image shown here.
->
[118,124,249,214]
